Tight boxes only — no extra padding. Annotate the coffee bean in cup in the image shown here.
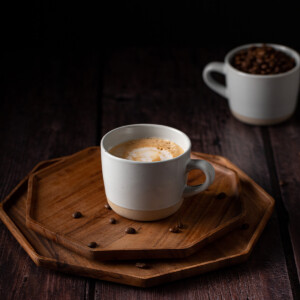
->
[109,138,184,162]
[232,44,296,75]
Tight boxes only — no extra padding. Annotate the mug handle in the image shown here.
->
[202,62,228,98]
[183,159,215,197]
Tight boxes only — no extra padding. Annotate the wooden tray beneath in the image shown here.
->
[25,147,244,260]
[0,151,274,287]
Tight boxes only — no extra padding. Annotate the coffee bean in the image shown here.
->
[216,192,227,200]
[177,222,184,229]
[249,66,258,74]
[232,45,295,75]
[72,211,82,219]
[261,64,267,69]
[109,217,116,224]
[241,61,249,68]
[88,242,97,248]
[104,204,112,210]
[125,227,136,234]
[257,50,265,56]
[169,226,180,233]
[135,262,150,269]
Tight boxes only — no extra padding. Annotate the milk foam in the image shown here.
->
[109,137,184,162]
[126,147,173,162]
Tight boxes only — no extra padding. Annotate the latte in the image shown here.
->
[109,138,184,162]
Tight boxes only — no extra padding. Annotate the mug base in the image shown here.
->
[107,199,183,221]
[231,110,292,126]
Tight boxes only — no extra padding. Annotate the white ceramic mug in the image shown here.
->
[100,124,215,221]
[203,43,300,125]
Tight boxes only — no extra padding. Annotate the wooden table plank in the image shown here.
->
[0,51,100,300]
[99,47,294,299]
[268,108,300,283]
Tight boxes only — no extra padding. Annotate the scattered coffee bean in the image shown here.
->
[216,192,227,200]
[109,217,116,224]
[232,44,295,75]
[104,203,112,210]
[87,242,97,248]
[279,180,288,187]
[169,226,180,233]
[135,262,150,269]
[125,227,136,234]
[241,223,249,230]
[72,211,82,219]
[177,222,184,229]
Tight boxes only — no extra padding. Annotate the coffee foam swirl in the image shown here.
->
[126,147,173,162]
[109,138,184,162]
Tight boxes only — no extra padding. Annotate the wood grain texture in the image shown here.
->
[25,147,244,260]
[268,109,300,283]
[0,150,274,288]
[1,45,299,299]
[100,47,295,299]
[0,51,100,300]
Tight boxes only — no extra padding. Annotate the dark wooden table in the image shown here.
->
[1,47,299,299]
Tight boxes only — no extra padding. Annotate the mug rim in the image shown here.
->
[225,43,300,78]
[100,123,191,164]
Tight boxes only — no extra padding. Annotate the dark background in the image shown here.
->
[3,0,300,49]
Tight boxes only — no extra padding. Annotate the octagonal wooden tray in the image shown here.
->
[0,151,274,287]
[25,147,244,260]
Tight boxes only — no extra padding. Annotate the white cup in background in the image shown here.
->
[203,43,300,125]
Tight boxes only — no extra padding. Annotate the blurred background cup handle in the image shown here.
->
[202,62,228,98]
